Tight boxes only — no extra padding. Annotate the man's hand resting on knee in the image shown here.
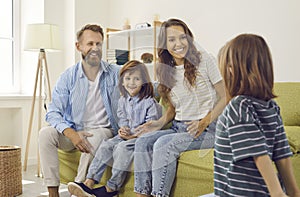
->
[63,128,93,153]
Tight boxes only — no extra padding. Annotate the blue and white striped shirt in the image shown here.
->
[117,95,162,134]
[214,95,292,196]
[46,60,120,134]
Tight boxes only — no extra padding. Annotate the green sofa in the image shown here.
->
[58,82,300,196]
[273,82,300,188]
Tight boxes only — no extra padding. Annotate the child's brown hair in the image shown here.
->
[218,34,276,101]
[118,60,154,101]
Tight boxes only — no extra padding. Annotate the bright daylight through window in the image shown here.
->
[0,0,18,93]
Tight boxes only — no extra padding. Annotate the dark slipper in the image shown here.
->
[93,186,118,197]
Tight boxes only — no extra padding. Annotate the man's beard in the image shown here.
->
[83,50,102,67]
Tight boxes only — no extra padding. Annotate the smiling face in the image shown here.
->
[122,70,143,97]
[166,25,189,65]
[76,29,103,67]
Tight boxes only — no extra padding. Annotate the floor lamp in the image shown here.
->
[23,23,61,176]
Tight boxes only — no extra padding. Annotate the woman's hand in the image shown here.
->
[133,103,175,137]
[186,118,210,138]
[134,120,163,137]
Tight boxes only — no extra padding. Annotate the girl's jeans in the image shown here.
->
[134,120,216,197]
[86,135,136,191]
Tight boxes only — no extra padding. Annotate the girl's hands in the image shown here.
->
[119,126,130,136]
[118,127,136,140]
[185,118,210,138]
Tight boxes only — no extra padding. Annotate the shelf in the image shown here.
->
[107,27,157,37]
[106,21,162,80]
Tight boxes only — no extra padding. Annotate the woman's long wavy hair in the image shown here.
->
[157,18,201,104]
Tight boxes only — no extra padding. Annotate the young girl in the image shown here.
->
[68,60,162,197]
[214,34,300,196]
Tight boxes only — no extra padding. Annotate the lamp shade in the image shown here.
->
[24,23,61,51]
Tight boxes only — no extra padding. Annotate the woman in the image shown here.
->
[133,18,226,197]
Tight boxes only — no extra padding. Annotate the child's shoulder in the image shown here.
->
[227,95,257,115]
[229,95,252,106]
[228,95,279,120]
[222,96,255,124]
[230,95,278,108]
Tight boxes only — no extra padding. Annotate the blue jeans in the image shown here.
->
[86,135,136,191]
[134,120,216,196]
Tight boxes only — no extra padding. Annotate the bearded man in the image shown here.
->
[39,24,120,197]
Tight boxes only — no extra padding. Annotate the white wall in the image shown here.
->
[44,0,77,90]
[0,96,38,166]
[106,0,300,82]
[46,0,300,84]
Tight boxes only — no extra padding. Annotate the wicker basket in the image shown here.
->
[0,146,22,197]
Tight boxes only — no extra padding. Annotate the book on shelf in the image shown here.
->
[107,49,129,65]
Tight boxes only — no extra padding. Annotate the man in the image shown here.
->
[39,24,120,197]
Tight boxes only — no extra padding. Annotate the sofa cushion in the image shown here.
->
[58,149,80,184]
[58,148,214,196]
[274,82,300,126]
[285,126,300,153]
[173,149,214,195]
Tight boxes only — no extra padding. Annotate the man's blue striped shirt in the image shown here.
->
[46,60,120,134]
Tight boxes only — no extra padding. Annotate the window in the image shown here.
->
[0,0,19,93]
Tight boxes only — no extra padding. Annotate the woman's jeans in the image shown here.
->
[86,135,136,191]
[134,120,216,197]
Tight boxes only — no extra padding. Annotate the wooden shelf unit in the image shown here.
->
[106,21,162,80]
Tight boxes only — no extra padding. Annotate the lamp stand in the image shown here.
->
[23,49,51,177]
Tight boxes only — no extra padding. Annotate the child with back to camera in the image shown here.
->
[68,60,162,197]
[214,33,300,197]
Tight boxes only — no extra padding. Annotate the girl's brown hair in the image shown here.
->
[218,34,276,101]
[156,18,201,104]
[118,60,154,101]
